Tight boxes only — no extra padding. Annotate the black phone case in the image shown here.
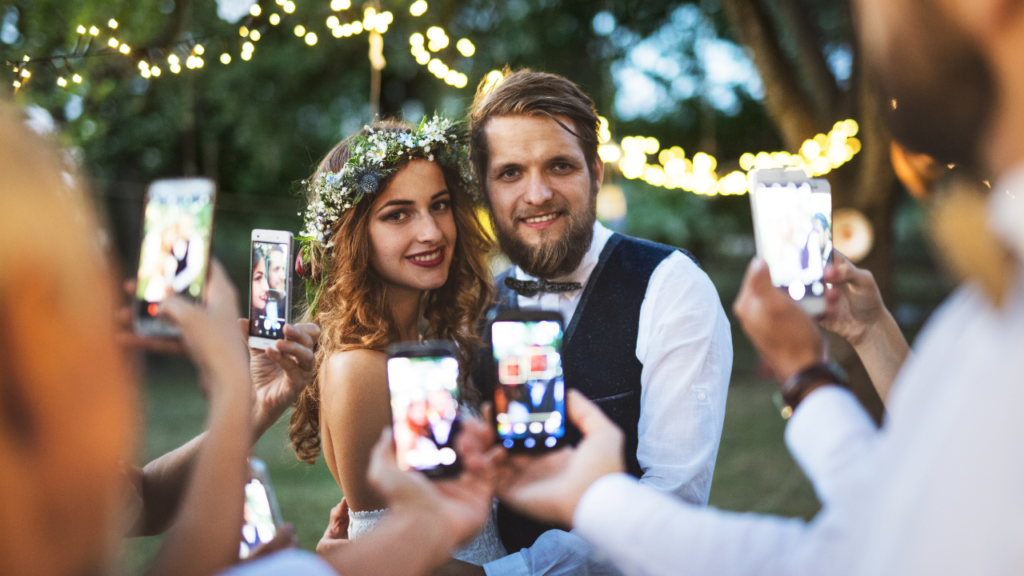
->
[386,341,463,479]
[488,309,567,454]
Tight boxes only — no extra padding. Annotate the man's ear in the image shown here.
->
[591,156,605,193]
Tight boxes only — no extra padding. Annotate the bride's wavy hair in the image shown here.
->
[289,118,494,464]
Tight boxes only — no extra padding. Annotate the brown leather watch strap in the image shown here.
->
[780,363,846,410]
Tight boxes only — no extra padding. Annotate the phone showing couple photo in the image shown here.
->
[490,310,567,453]
[749,168,833,315]
[248,229,294,350]
[239,458,284,560]
[387,341,464,479]
[133,178,216,336]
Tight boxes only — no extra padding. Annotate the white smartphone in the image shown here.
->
[239,458,284,559]
[134,178,217,336]
[748,168,833,316]
[248,229,294,350]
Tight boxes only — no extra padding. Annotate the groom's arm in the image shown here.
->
[634,252,732,504]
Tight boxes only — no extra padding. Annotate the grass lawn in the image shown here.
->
[122,361,818,573]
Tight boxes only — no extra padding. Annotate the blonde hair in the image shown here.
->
[0,104,137,575]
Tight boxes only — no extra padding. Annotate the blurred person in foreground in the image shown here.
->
[470,0,1024,574]
[0,105,501,576]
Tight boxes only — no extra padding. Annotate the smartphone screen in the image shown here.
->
[135,179,215,328]
[387,351,461,476]
[752,181,833,301]
[249,239,291,341]
[239,460,280,559]
[491,319,566,451]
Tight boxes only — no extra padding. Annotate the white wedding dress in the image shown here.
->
[348,500,508,565]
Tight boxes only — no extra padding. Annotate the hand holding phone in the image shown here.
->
[386,341,463,478]
[490,310,567,453]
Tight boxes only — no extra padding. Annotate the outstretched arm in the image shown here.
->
[820,251,910,403]
[143,262,255,576]
[120,283,319,536]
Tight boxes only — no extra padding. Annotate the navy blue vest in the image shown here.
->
[485,233,697,553]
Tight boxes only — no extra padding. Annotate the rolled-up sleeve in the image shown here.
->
[635,252,733,504]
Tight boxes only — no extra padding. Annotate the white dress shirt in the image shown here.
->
[569,170,1024,575]
[485,222,734,576]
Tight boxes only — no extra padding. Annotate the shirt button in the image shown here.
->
[697,392,707,401]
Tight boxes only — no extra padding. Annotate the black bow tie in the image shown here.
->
[504,276,582,298]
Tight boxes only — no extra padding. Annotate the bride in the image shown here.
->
[288,116,506,565]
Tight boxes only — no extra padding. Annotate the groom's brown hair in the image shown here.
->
[468,67,601,199]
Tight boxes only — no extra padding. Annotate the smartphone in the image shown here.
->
[133,178,217,336]
[386,341,463,478]
[489,310,567,452]
[239,458,284,560]
[749,168,833,315]
[248,229,294,350]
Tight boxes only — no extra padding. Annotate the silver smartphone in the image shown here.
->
[239,458,284,559]
[749,168,833,316]
[134,178,217,336]
[248,229,294,350]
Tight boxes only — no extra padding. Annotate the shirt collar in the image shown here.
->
[514,221,615,287]
[988,164,1024,260]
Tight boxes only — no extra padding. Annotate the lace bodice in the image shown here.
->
[348,500,507,565]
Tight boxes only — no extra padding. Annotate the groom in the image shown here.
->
[469,69,734,575]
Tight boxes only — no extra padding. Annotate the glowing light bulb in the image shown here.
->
[57,77,67,87]
[250,4,261,16]
[194,44,204,55]
[108,38,119,48]
[73,73,83,83]
[331,0,351,9]
[149,67,160,77]
[327,15,340,28]
[77,25,87,34]
[269,13,280,25]
[89,26,100,36]
[294,25,306,36]
[250,30,261,41]
[221,53,231,64]
[456,38,475,57]
[119,44,131,54]
[410,0,428,16]
[305,32,318,45]
[240,26,249,37]
[284,1,295,13]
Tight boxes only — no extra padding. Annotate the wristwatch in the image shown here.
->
[779,363,846,415]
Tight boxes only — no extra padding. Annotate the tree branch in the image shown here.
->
[720,0,819,150]
[774,0,842,124]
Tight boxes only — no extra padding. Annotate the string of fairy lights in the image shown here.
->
[4,2,861,198]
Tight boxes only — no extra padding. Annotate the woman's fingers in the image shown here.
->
[273,340,315,371]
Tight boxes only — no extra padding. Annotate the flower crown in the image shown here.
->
[296,114,471,314]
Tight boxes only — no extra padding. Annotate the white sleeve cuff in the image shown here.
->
[484,551,530,576]
[785,385,878,502]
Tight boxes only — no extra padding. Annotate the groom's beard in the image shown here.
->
[492,186,597,280]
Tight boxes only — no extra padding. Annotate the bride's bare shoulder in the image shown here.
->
[320,348,387,393]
